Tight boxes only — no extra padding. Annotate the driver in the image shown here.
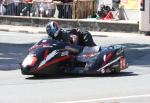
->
[46,21,96,47]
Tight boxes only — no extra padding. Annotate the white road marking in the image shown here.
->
[0,57,14,59]
[56,94,150,103]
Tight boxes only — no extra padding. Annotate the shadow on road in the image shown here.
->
[0,43,34,71]
[26,71,138,80]
[104,71,138,77]
[120,43,150,66]
[0,43,150,71]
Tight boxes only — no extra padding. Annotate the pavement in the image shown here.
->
[0,24,144,37]
[0,25,46,34]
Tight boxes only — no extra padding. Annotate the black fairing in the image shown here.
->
[21,38,127,75]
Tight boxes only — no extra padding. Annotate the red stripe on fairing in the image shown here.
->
[44,49,49,60]
[102,52,113,66]
[31,56,72,73]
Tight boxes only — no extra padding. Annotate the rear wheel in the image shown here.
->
[111,64,120,73]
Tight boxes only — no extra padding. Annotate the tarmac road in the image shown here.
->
[0,31,150,103]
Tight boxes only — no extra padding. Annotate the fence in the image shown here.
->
[72,0,96,19]
[0,0,96,19]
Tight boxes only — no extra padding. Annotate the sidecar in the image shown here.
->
[20,38,128,76]
[65,45,128,74]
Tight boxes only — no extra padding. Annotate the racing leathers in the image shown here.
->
[49,28,96,47]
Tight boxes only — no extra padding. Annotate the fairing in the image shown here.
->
[21,39,128,75]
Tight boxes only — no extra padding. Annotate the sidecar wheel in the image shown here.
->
[114,68,121,73]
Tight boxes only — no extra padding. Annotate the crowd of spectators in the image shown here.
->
[0,0,73,18]
[0,0,121,20]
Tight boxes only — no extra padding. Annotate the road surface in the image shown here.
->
[0,31,150,103]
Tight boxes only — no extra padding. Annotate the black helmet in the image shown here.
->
[69,29,80,44]
[46,21,60,38]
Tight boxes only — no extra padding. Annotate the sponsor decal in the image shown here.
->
[120,57,126,69]
[61,51,69,56]
[82,53,97,58]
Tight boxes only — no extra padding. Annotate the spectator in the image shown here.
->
[96,5,112,20]
[0,0,6,15]
[45,1,56,17]
[14,0,20,16]
[30,1,38,17]
[5,0,16,15]
[18,0,33,16]
[22,0,33,16]
[39,2,45,17]
[54,0,73,18]
[112,0,120,10]
[31,0,56,17]
[5,0,19,15]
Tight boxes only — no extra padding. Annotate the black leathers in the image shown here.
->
[50,29,96,47]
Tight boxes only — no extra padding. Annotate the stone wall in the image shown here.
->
[0,15,139,32]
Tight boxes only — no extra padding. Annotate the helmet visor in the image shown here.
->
[47,27,57,37]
